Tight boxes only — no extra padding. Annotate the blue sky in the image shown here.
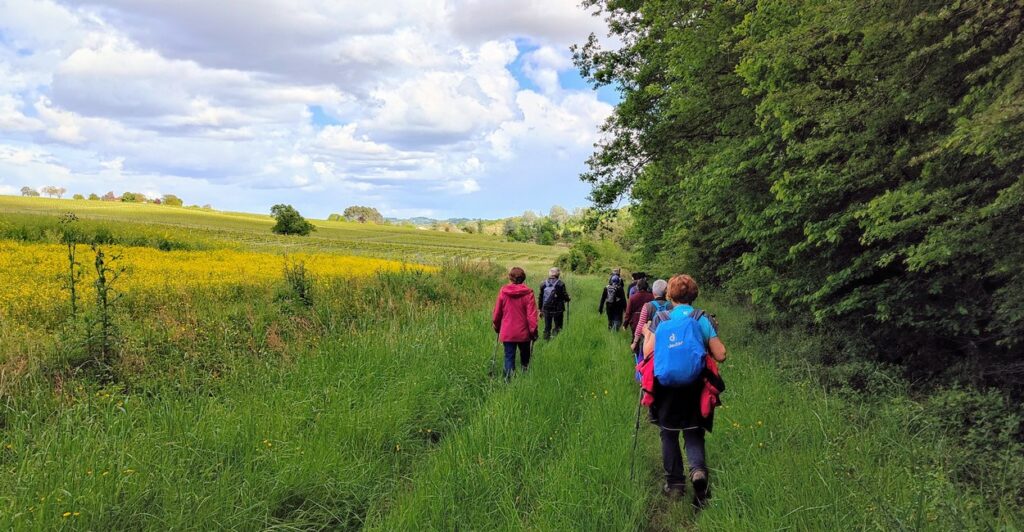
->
[0,0,619,220]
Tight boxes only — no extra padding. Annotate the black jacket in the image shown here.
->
[538,278,571,312]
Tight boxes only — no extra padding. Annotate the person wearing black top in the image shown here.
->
[538,267,571,340]
[598,273,627,331]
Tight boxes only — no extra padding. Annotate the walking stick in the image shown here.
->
[488,336,499,378]
[630,387,644,481]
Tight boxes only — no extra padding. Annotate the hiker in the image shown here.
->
[492,266,539,379]
[631,279,669,357]
[627,271,647,299]
[538,267,571,340]
[598,271,627,331]
[624,278,654,340]
[608,267,622,285]
[640,274,727,507]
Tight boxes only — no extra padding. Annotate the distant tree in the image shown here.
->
[88,193,100,200]
[121,192,146,203]
[151,198,162,205]
[161,194,183,206]
[72,193,85,200]
[20,186,40,197]
[101,191,117,201]
[327,213,343,221]
[41,185,64,198]
[202,204,212,210]
[549,205,569,224]
[522,210,538,224]
[271,204,315,236]
[342,206,384,224]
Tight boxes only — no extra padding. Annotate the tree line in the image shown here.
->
[575,1,1024,392]
[19,186,192,207]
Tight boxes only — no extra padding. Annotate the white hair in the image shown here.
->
[549,267,560,277]
[652,279,668,297]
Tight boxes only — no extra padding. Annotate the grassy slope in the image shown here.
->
[0,196,561,267]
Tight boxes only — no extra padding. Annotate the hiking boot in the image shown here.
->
[662,483,686,499]
[690,469,711,509]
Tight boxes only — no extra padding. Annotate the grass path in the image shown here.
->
[369,276,1014,530]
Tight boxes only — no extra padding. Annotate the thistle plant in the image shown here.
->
[89,244,125,362]
[58,212,82,317]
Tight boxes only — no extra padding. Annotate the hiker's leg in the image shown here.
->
[659,428,686,487]
[684,428,710,505]
[503,342,516,378]
[543,313,553,340]
[682,428,707,474]
[552,312,564,336]
[519,341,532,370]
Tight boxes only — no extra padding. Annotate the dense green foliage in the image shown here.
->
[270,204,316,236]
[575,0,1024,391]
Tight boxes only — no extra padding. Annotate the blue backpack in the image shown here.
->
[652,306,708,387]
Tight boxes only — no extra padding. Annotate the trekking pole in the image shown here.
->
[629,387,643,481]
[488,336,499,378]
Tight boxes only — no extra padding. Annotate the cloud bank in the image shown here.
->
[0,0,614,218]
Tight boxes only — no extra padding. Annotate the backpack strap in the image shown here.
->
[689,308,705,322]
[651,309,673,331]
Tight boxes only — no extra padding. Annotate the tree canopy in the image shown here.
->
[575,0,1024,389]
[342,206,384,224]
[270,204,316,236]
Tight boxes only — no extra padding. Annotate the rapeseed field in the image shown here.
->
[0,240,430,320]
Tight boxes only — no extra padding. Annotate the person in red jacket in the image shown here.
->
[492,266,539,380]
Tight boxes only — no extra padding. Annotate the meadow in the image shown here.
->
[0,197,1020,530]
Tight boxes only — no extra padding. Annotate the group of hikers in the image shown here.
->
[491,266,728,509]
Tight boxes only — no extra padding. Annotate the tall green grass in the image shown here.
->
[1,266,1019,529]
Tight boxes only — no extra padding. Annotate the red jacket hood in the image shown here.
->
[501,283,533,298]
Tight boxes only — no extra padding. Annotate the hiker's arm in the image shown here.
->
[598,289,606,313]
[561,283,570,302]
[624,298,634,324]
[632,305,649,345]
[642,323,655,358]
[709,337,727,362]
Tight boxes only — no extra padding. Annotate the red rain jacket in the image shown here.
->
[492,283,539,343]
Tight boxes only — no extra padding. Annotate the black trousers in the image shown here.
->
[660,428,707,486]
[543,311,564,339]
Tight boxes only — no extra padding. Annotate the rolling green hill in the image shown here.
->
[0,195,562,267]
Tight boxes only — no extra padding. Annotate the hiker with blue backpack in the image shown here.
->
[598,270,627,330]
[637,274,727,508]
[538,267,571,340]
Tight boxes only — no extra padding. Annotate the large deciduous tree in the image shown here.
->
[271,204,316,236]
[342,206,384,224]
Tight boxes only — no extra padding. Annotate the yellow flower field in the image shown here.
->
[0,240,432,319]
